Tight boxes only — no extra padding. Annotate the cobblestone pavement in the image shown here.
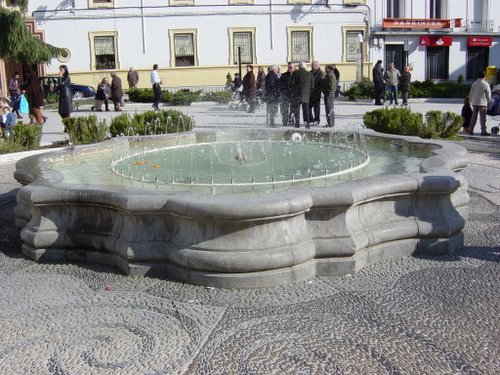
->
[0,146,499,373]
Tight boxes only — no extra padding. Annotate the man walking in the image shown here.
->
[293,62,313,128]
[323,65,337,128]
[468,71,492,136]
[309,60,325,126]
[127,67,139,90]
[150,64,163,111]
[384,62,401,105]
[372,60,384,105]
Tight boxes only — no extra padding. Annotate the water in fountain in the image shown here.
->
[110,129,369,193]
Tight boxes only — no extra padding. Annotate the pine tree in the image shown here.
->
[0,6,62,65]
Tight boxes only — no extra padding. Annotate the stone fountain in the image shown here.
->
[14,128,469,288]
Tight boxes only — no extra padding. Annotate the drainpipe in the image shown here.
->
[269,0,274,50]
[141,0,146,53]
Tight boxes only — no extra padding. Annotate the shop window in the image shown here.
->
[426,46,449,80]
[467,47,489,80]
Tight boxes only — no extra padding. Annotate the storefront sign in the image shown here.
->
[419,36,453,47]
[467,36,492,47]
[383,18,462,29]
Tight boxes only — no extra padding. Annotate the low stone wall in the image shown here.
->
[13,131,469,288]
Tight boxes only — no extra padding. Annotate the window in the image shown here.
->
[89,32,119,70]
[429,0,446,18]
[229,28,256,65]
[342,26,366,63]
[387,0,403,18]
[287,27,313,63]
[426,46,449,80]
[169,0,195,5]
[169,29,198,67]
[467,47,489,80]
[89,0,114,8]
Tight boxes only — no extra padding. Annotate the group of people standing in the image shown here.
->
[237,61,340,128]
[372,60,411,106]
[94,72,124,112]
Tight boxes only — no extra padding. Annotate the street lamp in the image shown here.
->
[357,33,364,81]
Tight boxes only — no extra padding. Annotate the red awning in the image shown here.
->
[468,36,492,47]
[420,36,453,47]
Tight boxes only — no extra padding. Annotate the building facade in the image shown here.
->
[1,0,499,92]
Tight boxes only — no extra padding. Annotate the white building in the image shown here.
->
[1,0,499,92]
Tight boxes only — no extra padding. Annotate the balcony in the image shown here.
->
[462,19,494,33]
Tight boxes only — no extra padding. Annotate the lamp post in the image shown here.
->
[357,33,364,81]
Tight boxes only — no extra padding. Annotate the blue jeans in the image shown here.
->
[389,85,398,104]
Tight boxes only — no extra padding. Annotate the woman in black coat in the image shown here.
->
[58,65,72,119]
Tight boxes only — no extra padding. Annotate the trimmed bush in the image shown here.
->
[363,107,462,139]
[410,80,471,99]
[200,91,232,104]
[62,115,108,145]
[0,124,41,153]
[128,88,202,105]
[109,109,193,137]
[363,107,423,137]
[344,78,375,101]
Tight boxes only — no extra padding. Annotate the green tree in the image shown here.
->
[0,6,62,65]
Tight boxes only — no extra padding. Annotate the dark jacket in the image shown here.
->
[310,68,325,102]
[294,67,313,103]
[278,71,294,100]
[264,71,280,103]
[399,72,412,92]
[333,68,340,82]
[111,76,123,102]
[372,64,384,87]
[242,71,256,100]
[24,71,45,108]
[461,103,473,128]
[58,75,73,116]
[322,71,337,98]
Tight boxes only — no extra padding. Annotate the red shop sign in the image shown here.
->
[420,35,453,47]
[468,36,492,47]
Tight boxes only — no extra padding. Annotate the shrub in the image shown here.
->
[344,78,375,101]
[128,88,202,106]
[170,89,202,106]
[363,107,462,139]
[363,107,423,137]
[457,74,464,84]
[0,124,41,153]
[425,110,463,139]
[200,91,232,104]
[62,115,108,145]
[109,109,193,137]
[410,80,471,98]
[128,88,154,103]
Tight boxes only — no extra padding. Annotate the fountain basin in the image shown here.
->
[14,129,469,288]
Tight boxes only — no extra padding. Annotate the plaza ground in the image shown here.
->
[0,99,498,374]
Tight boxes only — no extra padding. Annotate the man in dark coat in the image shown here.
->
[292,61,313,128]
[309,60,325,125]
[110,72,123,111]
[322,64,337,127]
[242,64,256,113]
[279,62,295,126]
[373,60,384,105]
[264,65,280,127]
[399,66,411,106]
[333,64,341,98]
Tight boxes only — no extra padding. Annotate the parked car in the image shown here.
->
[39,76,96,99]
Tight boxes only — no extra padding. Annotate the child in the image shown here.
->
[2,105,17,138]
[461,96,472,134]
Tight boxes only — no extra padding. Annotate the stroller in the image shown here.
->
[487,85,500,135]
